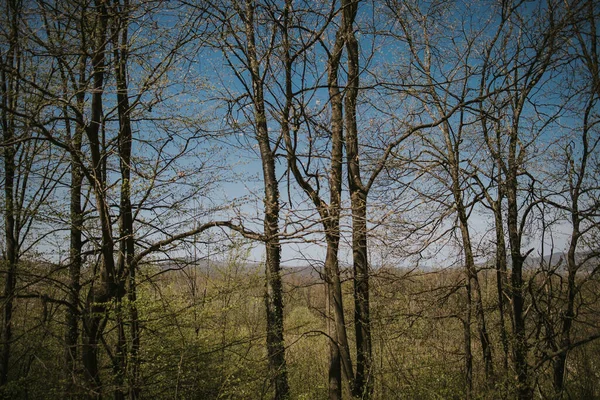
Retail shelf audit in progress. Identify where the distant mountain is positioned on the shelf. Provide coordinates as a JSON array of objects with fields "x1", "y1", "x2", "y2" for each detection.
[{"x1": 520, "y1": 251, "x2": 599, "y2": 272}]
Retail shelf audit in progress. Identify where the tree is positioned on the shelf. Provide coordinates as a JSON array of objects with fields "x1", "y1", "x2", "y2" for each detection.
[
  {"x1": 551, "y1": 2, "x2": 600, "y2": 395},
  {"x1": 379, "y1": 2, "x2": 501, "y2": 395},
  {"x1": 266, "y1": 2, "x2": 354, "y2": 397},
  {"x1": 342, "y1": 1, "x2": 373, "y2": 397},
  {"x1": 1, "y1": 1, "x2": 600, "y2": 398},
  {"x1": 474, "y1": 1, "x2": 574, "y2": 397},
  {"x1": 0, "y1": 1, "x2": 261, "y2": 397},
  {"x1": 529, "y1": 1, "x2": 600, "y2": 397},
  {"x1": 0, "y1": 0, "x2": 22, "y2": 384},
  {"x1": 1, "y1": 0, "x2": 66, "y2": 388},
  {"x1": 197, "y1": 1, "x2": 296, "y2": 396}
]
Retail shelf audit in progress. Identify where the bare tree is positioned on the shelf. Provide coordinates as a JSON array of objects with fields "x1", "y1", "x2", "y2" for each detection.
[
  {"x1": 1, "y1": 0, "x2": 66, "y2": 387},
  {"x1": 527, "y1": 1, "x2": 600, "y2": 397},
  {"x1": 190, "y1": 1, "x2": 299, "y2": 397},
  {"x1": 474, "y1": 2, "x2": 573, "y2": 398},
  {"x1": 277, "y1": 2, "x2": 355, "y2": 396},
  {"x1": 341, "y1": 1, "x2": 374, "y2": 397},
  {"x1": 0, "y1": 0, "x2": 22, "y2": 384},
  {"x1": 240, "y1": 2, "x2": 289, "y2": 396},
  {"x1": 380, "y1": 2, "x2": 498, "y2": 395},
  {"x1": 0, "y1": 1, "x2": 261, "y2": 397},
  {"x1": 550, "y1": 2, "x2": 600, "y2": 396}
]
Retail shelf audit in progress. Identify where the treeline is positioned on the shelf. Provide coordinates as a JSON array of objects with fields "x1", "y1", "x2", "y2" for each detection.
[{"x1": 0, "y1": 0, "x2": 599, "y2": 399}]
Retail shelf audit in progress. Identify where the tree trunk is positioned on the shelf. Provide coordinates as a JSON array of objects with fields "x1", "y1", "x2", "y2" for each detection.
[
  {"x1": 128, "y1": 276, "x2": 140, "y2": 400},
  {"x1": 463, "y1": 287, "x2": 473, "y2": 400},
  {"x1": 327, "y1": 19, "x2": 355, "y2": 397},
  {"x1": 243, "y1": 2, "x2": 289, "y2": 398},
  {"x1": 349, "y1": 192, "x2": 372, "y2": 398},
  {"x1": 0, "y1": 96, "x2": 16, "y2": 388},
  {"x1": 283, "y1": 13, "x2": 355, "y2": 396},
  {"x1": 493, "y1": 194, "x2": 510, "y2": 377},
  {"x1": 343, "y1": 1, "x2": 373, "y2": 397},
  {"x1": 0, "y1": 0, "x2": 20, "y2": 384},
  {"x1": 325, "y1": 236, "x2": 343, "y2": 400},
  {"x1": 81, "y1": 2, "x2": 115, "y2": 396},
  {"x1": 112, "y1": 1, "x2": 136, "y2": 396},
  {"x1": 553, "y1": 9, "x2": 596, "y2": 394},
  {"x1": 457, "y1": 208, "x2": 494, "y2": 380},
  {"x1": 506, "y1": 170, "x2": 532, "y2": 400},
  {"x1": 64, "y1": 105, "x2": 84, "y2": 398},
  {"x1": 440, "y1": 114, "x2": 494, "y2": 385}
]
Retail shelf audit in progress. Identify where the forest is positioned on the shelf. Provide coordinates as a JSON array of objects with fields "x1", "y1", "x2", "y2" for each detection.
[{"x1": 1, "y1": 0, "x2": 599, "y2": 399}]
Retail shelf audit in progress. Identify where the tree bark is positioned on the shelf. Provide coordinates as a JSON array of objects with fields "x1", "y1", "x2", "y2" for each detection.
[{"x1": 463, "y1": 289, "x2": 473, "y2": 400}]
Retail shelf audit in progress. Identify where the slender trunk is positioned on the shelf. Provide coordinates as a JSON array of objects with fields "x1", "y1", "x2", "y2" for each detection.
[
  {"x1": 263, "y1": 226, "x2": 288, "y2": 400},
  {"x1": 243, "y1": 2, "x2": 289, "y2": 397},
  {"x1": 113, "y1": 4, "x2": 140, "y2": 396},
  {"x1": 0, "y1": 0, "x2": 20, "y2": 384},
  {"x1": 263, "y1": 197, "x2": 288, "y2": 400},
  {"x1": 552, "y1": 87, "x2": 593, "y2": 399},
  {"x1": 114, "y1": 308, "x2": 127, "y2": 400},
  {"x1": 62, "y1": 43, "x2": 87, "y2": 394},
  {"x1": 82, "y1": 2, "x2": 115, "y2": 397},
  {"x1": 128, "y1": 274, "x2": 140, "y2": 400},
  {"x1": 82, "y1": 294, "x2": 106, "y2": 399},
  {"x1": 350, "y1": 193, "x2": 372, "y2": 398},
  {"x1": 112, "y1": 1, "x2": 137, "y2": 396},
  {"x1": 323, "y1": 229, "x2": 354, "y2": 399},
  {"x1": 457, "y1": 209, "x2": 494, "y2": 379},
  {"x1": 325, "y1": 236, "x2": 342, "y2": 400},
  {"x1": 553, "y1": 7, "x2": 597, "y2": 390},
  {"x1": 506, "y1": 169, "x2": 531, "y2": 400},
  {"x1": 504, "y1": 89, "x2": 534, "y2": 399},
  {"x1": 495, "y1": 220, "x2": 510, "y2": 376},
  {"x1": 463, "y1": 284, "x2": 473, "y2": 400},
  {"x1": 552, "y1": 246, "x2": 576, "y2": 398},
  {"x1": 0, "y1": 101, "x2": 16, "y2": 388},
  {"x1": 326, "y1": 226, "x2": 354, "y2": 396},
  {"x1": 321, "y1": 199, "x2": 354, "y2": 398},
  {"x1": 280, "y1": 4, "x2": 353, "y2": 397},
  {"x1": 65, "y1": 112, "x2": 84, "y2": 397},
  {"x1": 510, "y1": 252, "x2": 529, "y2": 400},
  {"x1": 441, "y1": 114, "x2": 493, "y2": 384},
  {"x1": 327, "y1": 20, "x2": 355, "y2": 397},
  {"x1": 503, "y1": 4, "x2": 562, "y2": 396},
  {"x1": 478, "y1": 11, "x2": 513, "y2": 387},
  {"x1": 493, "y1": 194, "x2": 510, "y2": 376},
  {"x1": 343, "y1": 1, "x2": 372, "y2": 397}
]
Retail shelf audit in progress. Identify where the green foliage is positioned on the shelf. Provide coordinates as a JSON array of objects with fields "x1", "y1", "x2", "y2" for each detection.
[
  {"x1": 2, "y1": 257, "x2": 600, "y2": 399},
  {"x1": 132, "y1": 255, "x2": 268, "y2": 399}
]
